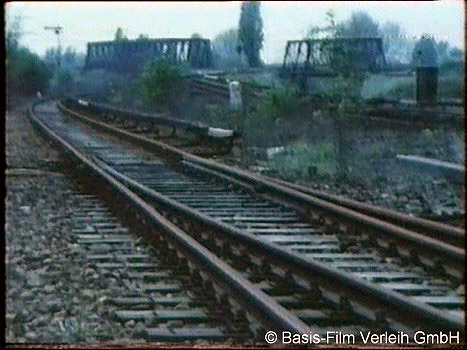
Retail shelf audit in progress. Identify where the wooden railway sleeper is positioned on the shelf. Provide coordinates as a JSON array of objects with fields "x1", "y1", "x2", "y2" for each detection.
[
  {"x1": 374, "y1": 311, "x2": 390, "y2": 331},
  {"x1": 385, "y1": 241, "x2": 401, "y2": 258},
  {"x1": 176, "y1": 256, "x2": 190, "y2": 275},
  {"x1": 218, "y1": 293, "x2": 235, "y2": 320},
  {"x1": 431, "y1": 259, "x2": 448, "y2": 279},
  {"x1": 275, "y1": 270, "x2": 300, "y2": 295},
  {"x1": 324, "y1": 296, "x2": 357, "y2": 325},
  {"x1": 409, "y1": 248, "x2": 422, "y2": 267},
  {"x1": 118, "y1": 170, "x2": 460, "y2": 330},
  {"x1": 35, "y1": 100, "x2": 464, "y2": 334},
  {"x1": 234, "y1": 309, "x2": 253, "y2": 337},
  {"x1": 260, "y1": 259, "x2": 272, "y2": 277}
]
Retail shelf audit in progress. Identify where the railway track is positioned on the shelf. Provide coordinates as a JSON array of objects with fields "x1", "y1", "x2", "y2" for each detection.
[
  {"x1": 28, "y1": 105, "x2": 306, "y2": 343},
  {"x1": 67, "y1": 192, "x2": 246, "y2": 342},
  {"x1": 260, "y1": 175, "x2": 464, "y2": 248},
  {"x1": 189, "y1": 77, "x2": 462, "y2": 128},
  {"x1": 65, "y1": 98, "x2": 238, "y2": 157},
  {"x1": 60, "y1": 98, "x2": 465, "y2": 261},
  {"x1": 189, "y1": 76, "x2": 268, "y2": 102},
  {"x1": 29, "y1": 99, "x2": 464, "y2": 343}
]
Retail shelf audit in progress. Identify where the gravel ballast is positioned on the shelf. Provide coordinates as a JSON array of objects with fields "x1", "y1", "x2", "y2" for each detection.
[{"x1": 6, "y1": 101, "x2": 139, "y2": 343}]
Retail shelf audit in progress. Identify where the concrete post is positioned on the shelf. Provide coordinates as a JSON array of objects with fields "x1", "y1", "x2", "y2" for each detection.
[{"x1": 228, "y1": 81, "x2": 243, "y2": 111}]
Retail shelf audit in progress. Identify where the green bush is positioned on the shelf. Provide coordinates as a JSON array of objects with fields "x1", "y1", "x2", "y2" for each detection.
[
  {"x1": 384, "y1": 67, "x2": 463, "y2": 100},
  {"x1": 49, "y1": 68, "x2": 74, "y2": 96},
  {"x1": 438, "y1": 74, "x2": 464, "y2": 100},
  {"x1": 201, "y1": 104, "x2": 243, "y2": 129},
  {"x1": 140, "y1": 59, "x2": 187, "y2": 112},
  {"x1": 269, "y1": 141, "x2": 337, "y2": 179},
  {"x1": 242, "y1": 110, "x2": 278, "y2": 148},
  {"x1": 262, "y1": 88, "x2": 301, "y2": 121},
  {"x1": 7, "y1": 47, "x2": 52, "y2": 96}
]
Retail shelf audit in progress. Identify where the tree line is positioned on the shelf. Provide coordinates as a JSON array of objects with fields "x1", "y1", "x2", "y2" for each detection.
[
  {"x1": 6, "y1": 13, "x2": 85, "y2": 98},
  {"x1": 6, "y1": 14, "x2": 52, "y2": 97},
  {"x1": 212, "y1": 4, "x2": 462, "y2": 69},
  {"x1": 213, "y1": 1, "x2": 264, "y2": 69}
]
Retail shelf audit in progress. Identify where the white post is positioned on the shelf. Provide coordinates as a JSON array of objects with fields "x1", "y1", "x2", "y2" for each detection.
[{"x1": 228, "y1": 81, "x2": 243, "y2": 111}]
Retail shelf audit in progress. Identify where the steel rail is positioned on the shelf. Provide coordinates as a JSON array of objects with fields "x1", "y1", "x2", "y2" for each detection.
[
  {"x1": 57, "y1": 101, "x2": 465, "y2": 276},
  {"x1": 190, "y1": 80, "x2": 461, "y2": 124},
  {"x1": 28, "y1": 101, "x2": 311, "y2": 335},
  {"x1": 189, "y1": 78, "x2": 266, "y2": 99},
  {"x1": 64, "y1": 99, "x2": 240, "y2": 139},
  {"x1": 179, "y1": 160, "x2": 464, "y2": 278},
  {"x1": 92, "y1": 155, "x2": 464, "y2": 333},
  {"x1": 257, "y1": 174, "x2": 464, "y2": 246}
]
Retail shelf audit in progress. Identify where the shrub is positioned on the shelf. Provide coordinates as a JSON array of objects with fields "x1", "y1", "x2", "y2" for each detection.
[
  {"x1": 140, "y1": 59, "x2": 187, "y2": 112},
  {"x1": 384, "y1": 63, "x2": 463, "y2": 100},
  {"x1": 264, "y1": 88, "x2": 301, "y2": 118},
  {"x1": 7, "y1": 47, "x2": 52, "y2": 96},
  {"x1": 269, "y1": 141, "x2": 337, "y2": 179},
  {"x1": 49, "y1": 68, "x2": 74, "y2": 97}
]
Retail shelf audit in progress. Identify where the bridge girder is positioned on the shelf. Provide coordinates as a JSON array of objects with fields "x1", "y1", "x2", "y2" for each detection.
[
  {"x1": 282, "y1": 38, "x2": 386, "y2": 76},
  {"x1": 85, "y1": 38, "x2": 213, "y2": 72}
]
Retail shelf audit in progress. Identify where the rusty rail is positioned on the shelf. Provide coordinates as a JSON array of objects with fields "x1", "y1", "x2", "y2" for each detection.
[
  {"x1": 32, "y1": 99, "x2": 466, "y2": 335},
  {"x1": 93, "y1": 156, "x2": 464, "y2": 333},
  {"x1": 260, "y1": 174, "x2": 464, "y2": 247},
  {"x1": 64, "y1": 98, "x2": 240, "y2": 140},
  {"x1": 189, "y1": 77, "x2": 268, "y2": 101},
  {"x1": 57, "y1": 101, "x2": 464, "y2": 280},
  {"x1": 28, "y1": 100, "x2": 311, "y2": 335}
]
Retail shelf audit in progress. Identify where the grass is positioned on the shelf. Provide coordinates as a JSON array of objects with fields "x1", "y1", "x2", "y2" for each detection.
[
  {"x1": 362, "y1": 67, "x2": 464, "y2": 100},
  {"x1": 268, "y1": 141, "x2": 337, "y2": 180}
]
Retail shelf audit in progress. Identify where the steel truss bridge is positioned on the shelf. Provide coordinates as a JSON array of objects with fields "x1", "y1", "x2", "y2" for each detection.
[
  {"x1": 282, "y1": 38, "x2": 386, "y2": 76},
  {"x1": 85, "y1": 38, "x2": 213, "y2": 72}
]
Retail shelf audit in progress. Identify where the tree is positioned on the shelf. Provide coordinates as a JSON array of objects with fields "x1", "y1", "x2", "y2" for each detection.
[
  {"x1": 140, "y1": 59, "x2": 186, "y2": 111},
  {"x1": 238, "y1": 1, "x2": 264, "y2": 67},
  {"x1": 8, "y1": 47, "x2": 52, "y2": 96},
  {"x1": 137, "y1": 34, "x2": 149, "y2": 40},
  {"x1": 308, "y1": 9, "x2": 339, "y2": 39},
  {"x1": 336, "y1": 11, "x2": 380, "y2": 38},
  {"x1": 411, "y1": 34, "x2": 438, "y2": 66},
  {"x1": 448, "y1": 47, "x2": 462, "y2": 62},
  {"x1": 114, "y1": 27, "x2": 127, "y2": 41},
  {"x1": 308, "y1": 10, "x2": 380, "y2": 40},
  {"x1": 63, "y1": 46, "x2": 77, "y2": 66},
  {"x1": 307, "y1": 10, "x2": 368, "y2": 85},
  {"x1": 213, "y1": 29, "x2": 238, "y2": 57},
  {"x1": 191, "y1": 33, "x2": 202, "y2": 39},
  {"x1": 307, "y1": 10, "x2": 369, "y2": 176},
  {"x1": 52, "y1": 68, "x2": 74, "y2": 96},
  {"x1": 6, "y1": 13, "x2": 22, "y2": 53},
  {"x1": 44, "y1": 46, "x2": 79, "y2": 68},
  {"x1": 212, "y1": 28, "x2": 246, "y2": 69},
  {"x1": 380, "y1": 21, "x2": 414, "y2": 64},
  {"x1": 435, "y1": 40, "x2": 449, "y2": 64},
  {"x1": 44, "y1": 47, "x2": 58, "y2": 66},
  {"x1": 7, "y1": 13, "x2": 52, "y2": 96}
]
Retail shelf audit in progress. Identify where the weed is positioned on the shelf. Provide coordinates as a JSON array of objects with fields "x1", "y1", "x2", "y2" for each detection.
[
  {"x1": 269, "y1": 141, "x2": 337, "y2": 180},
  {"x1": 262, "y1": 88, "x2": 301, "y2": 121},
  {"x1": 140, "y1": 59, "x2": 188, "y2": 113}
]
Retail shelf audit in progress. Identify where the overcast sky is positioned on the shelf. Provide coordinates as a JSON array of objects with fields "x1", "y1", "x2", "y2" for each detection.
[{"x1": 6, "y1": 1, "x2": 465, "y2": 63}]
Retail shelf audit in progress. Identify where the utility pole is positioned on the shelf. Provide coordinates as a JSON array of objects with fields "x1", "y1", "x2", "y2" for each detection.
[{"x1": 44, "y1": 25, "x2": 63, "y2": 66}]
